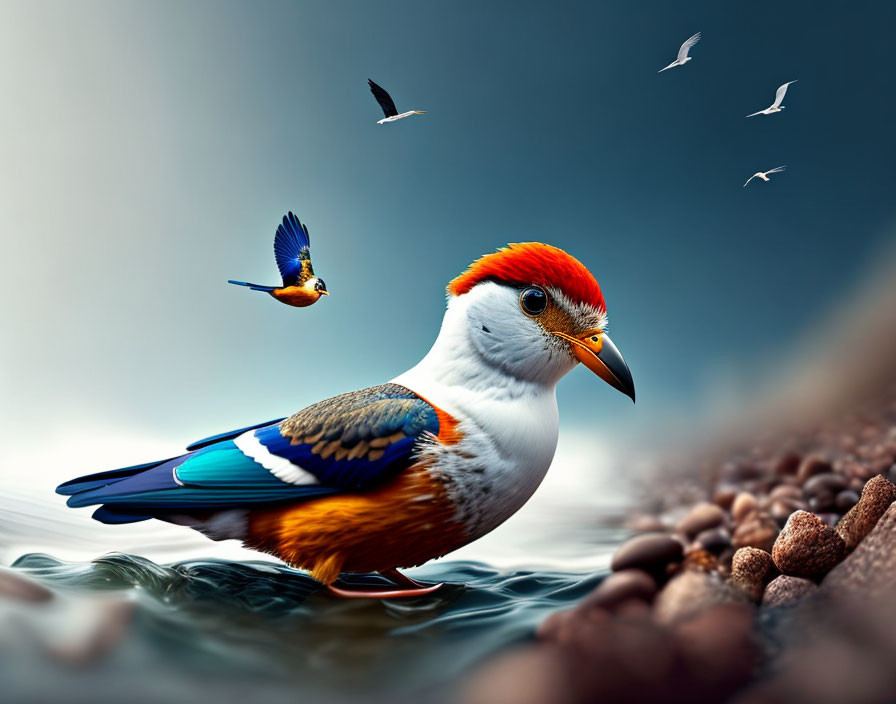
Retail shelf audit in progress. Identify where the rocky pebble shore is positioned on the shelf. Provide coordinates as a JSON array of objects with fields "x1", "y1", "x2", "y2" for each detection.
[{"x1": 466, "y1": 390, "x2": 896, "y2": 704}]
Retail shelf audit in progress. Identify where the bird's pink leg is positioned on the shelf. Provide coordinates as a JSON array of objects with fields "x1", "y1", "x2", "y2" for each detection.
[{"x1": 326, "y1": 569, "x2": 444, "y2": 599}]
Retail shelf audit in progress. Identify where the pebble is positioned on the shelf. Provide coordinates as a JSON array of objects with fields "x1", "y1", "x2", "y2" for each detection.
[
  {"x1": 682, "y1": 548, "x2": 719, "y2": 573},
  {"x1": 695, "y1": 527, "x2": 731, "y2": 554},
  {"x1": 808, "y1": 492, "x2": 835, "y2": 513},
  {"x1": 723, "y1": 462, "x2": 764, "y2": 482},
  {"x1": 773, "y1": 452, "x2": 801, "y2": 476},
  {"x1": 731, "y1": 492, "x2": 758, "y2": 523},
  {"x1": 771, "y1": 511, "x2": 845, "y2": 580},
  {"x1": 676, "y1": 502, "x2": 726, "y2": 539},
  {"x1": 625, "y1": 514, "x2": 668, "y2": 533},
  {"x1": 834, "y1": 489, "x2": 860, "y2": 513},
  {"x1": 0, "y1": 567, "x2": 53, "y2": 603},
  {"x1": 796, "y1": 455, "x2": 833, "y2": 484},
  {"x1": 672, "y1": 603, "x2": 760, "y2": 701},
  {"x1": 761, "y1": 575, "x2": 817, "y2": 607},
  {"x1": 769, "y1": 499, "x2": 804, "y2": 526},
  {"x1": 610, "y1": 533, "x2": 683, "y2": 576},
  {"x1": 731, "y1": 511, "x2": 779, "y2": 552},
  {"x1": 802, "y1": 472, "x2": 848, "y2": 497},
  {"x1": 727, "y1": 547, "x2": 776, "y2": 601},
  {"x1": 653, "y1": 571, "x2": 745, "y2": 626},
  {"x1": 713, "y1": 488, "x2": 737, "y2": 511},
  {"x1": 887, "y1": 463, "x2": 896, "y2": 485},
  {"x1": 769, "y1": 484, "x2": 803, "y2": 502},
  {"x1": 822, "y1": 501, "x2": 896, "y2": 601},
  {"x1": 582, "y1": 569, "x2": 657, "y2": 612},
  {"x1": 836, "y1": 474, "x2": 896, "y2": 550}
]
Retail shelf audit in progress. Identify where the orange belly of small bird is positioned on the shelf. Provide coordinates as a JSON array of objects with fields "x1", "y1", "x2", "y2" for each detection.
[
  {"x1": 271, "y1": 286, "x2": 320, "y2": 307},
  {"x1": 245, "y1": 466, "x2": 469, "y2": 585}
]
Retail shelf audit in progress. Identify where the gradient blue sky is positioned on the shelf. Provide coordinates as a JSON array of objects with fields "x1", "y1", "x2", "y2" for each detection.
[{"x1": 1, "y1": 1, "x2": 894, "y2": 458}]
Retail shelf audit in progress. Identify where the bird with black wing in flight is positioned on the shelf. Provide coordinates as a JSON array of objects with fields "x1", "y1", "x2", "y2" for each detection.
[{"x1": 368, "y1": 78, "x2": 426, "y2": 124}]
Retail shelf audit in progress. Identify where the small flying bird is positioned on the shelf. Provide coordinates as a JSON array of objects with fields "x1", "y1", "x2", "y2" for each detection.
[
  {"x1": 58, "y1": 243, "x2": 634, "y2": 598},
  {"x1": 743, "y1": 165, "x2": 787, "y2": 187},
  {"x1": 228, "y1": 212, "x2": 328, "y2": 308},
  {"x1": 368, "y1": 78, "x2": 426, "y2": 124},
  {"x1": 746, "y1": 81, "x2": 797, "y2": 117},
  {"x1": 658, "y1": 32, "x2": 702, "y2": 72}
]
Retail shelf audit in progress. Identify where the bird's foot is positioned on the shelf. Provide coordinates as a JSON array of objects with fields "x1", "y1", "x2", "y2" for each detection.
[{"x1": 327, "y1": 569, "x2": 444, "y2": 599}]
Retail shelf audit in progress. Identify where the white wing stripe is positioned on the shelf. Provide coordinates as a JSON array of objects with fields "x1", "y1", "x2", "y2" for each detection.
[{"x1": 234, "y1": 431, "x2": 320, "y2": 486}]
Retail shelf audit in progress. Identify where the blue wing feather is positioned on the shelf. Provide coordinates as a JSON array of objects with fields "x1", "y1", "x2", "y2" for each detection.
[
  {"x1": 273, "y1": 212, "x2": 311, "y2": 287},
  {"x1": 56, "y1": 384, "x2": 440, "y2": 524},
  {"x1": 258, "y1": 384, "x2": 440, "y2": 490},
  {"x1": 65, "y1": 442, "x2": 335, "y2": 511},
  {"x1": 186, "y1": 419, "x2": 285, "y2": 452}
]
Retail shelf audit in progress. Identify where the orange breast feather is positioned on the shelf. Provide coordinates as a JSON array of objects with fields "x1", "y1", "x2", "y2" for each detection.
[
  {"x1": 271, "y1": 286, "x2": 318, "y2": 307},
  {"x1": 246, "y1": 410, "x2": 467, "y2": 584}
]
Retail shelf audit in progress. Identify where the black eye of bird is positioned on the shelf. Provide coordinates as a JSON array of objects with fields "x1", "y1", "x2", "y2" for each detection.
[{"x1": 520, "y1": 286, "x2": 547, "y2": 316}]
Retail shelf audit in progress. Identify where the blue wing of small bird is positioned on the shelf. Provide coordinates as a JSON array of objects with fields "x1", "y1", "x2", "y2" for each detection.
[
  {"x1": 227, "y1": 212, "x2": 312, "y2": 292},
  {"x1": 273, "y1": 211, "x2": 312, "y2": 287},
  {"x1": 56, "y1": 385, "x2": 440, "y2": 524}
]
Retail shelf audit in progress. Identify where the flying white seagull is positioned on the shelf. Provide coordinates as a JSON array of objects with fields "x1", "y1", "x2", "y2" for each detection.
[
  {"x1": 658, "y1": 32, "x2": 702, "y2": 73},
  {"x1": 743, "y1": 166, "x2": 787, "y2": 187},
  {"x1": 746, "y1": 81, "x2": 797, "y2": 117},
  {"x1": 368, "y1": 79, "x2": 426, "y2": 124}
]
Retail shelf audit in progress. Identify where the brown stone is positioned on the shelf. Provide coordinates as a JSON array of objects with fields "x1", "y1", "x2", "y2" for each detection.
[
  {"x1": 796, "y1": 455, "x2": 833, "y2": 484},
  {"x1": 0, "y1": 567, "x2": 53, "y2": 603},
  {"x1": 731, "y1": 511, "x2": 779, "y2": 552},
  {"x1": 771, "y1": 511, "x2": 845, "y2": 579},
  {"x1": 676, "y1": 502, "x2": 726, "y2": 539},
  {"x1": 625, "y1": 514, "x2": 667, "y2": 533},
  {"x1": 581, "y1": 569, "x2": 657, "y2": 612},
  {"x1": 731, "y1": 492, "x2": 758, "y2": 523},
  {"x1": 672, "y1": 603, "x2": 760, "y2": 700},
  {"x1": 695, "y1": 527, "x2": 731, "y2": 554},
  {"x1": 761, "y1": 575, "x2": 817, "y2": 607},
  {"x1": 728, "y1": 547, "x2": 776, "y2": 601},
  {"x1": 834, "y1": 489, "x2": 860, "y2": 513},
  {"x1": 713, "y1": 488, "x2": 737, "y2": 510},
  {"x1": 610, "y1": 533, "x2": 683, "y2": 576},
  {"x1": 836, "y1": 474, "x2": 896, "y2": 550},
  {"x1": 768, "y1": 484, "x2": 803, "y2": 502},
  {"x1": 803, "y1": 472, "x2": 848, "y2": 497},
  {"x1": 823, "y1": 501, "x2": 896, "y2": 601},
  {"x1": 682, "y1": 548, "x2": 719, "y2": 573},
  {"x1": 773, "y1": 452, "x2": 801, "y2": 475},
  {"x1": 653, "y1": 571, "x2": 746, "y2": 626}
]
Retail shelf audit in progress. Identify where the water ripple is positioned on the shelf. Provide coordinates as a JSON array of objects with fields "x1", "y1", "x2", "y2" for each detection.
[{"x1": 6, "y1": 553, "x2": 605, "y2": 701}]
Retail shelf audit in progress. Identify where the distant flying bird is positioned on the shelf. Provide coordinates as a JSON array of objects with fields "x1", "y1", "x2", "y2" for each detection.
[
  {"x1": 58, "y1": 243, "x2": 634, "y2": 598},
  {"x1": 658, "y1": 32, "x2": 702, "y2": 72},
  {"x1": 228, "y1": 212, "x2": 328, "y2": 307},
  {"x1": 746, "y1": 81, "x2": 797, "y2": 117},
  {"x1": 743, "y1": 165, "x2": 787, "y2": 187},
  {"x1": 368, "y1": 79, "x2": 427, "y2": 124}
]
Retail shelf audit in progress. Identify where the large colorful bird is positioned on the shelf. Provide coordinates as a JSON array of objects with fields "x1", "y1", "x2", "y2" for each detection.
[
  {"x1": 228, "y1": 212, "x2": 328, "y2": 307},
  {"x1": 58, "y1": 243, "x2": 634, "y2": 598}
]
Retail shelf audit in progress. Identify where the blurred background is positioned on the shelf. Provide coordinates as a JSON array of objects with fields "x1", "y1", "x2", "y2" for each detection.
[{"x1": 1, "y1": 1, "x2": 894, "y2": 702}]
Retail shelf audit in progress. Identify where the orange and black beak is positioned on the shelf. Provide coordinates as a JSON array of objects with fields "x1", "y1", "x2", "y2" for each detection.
[{"x1": 552, "y1": 331, "x2": 635, "y2": 402}]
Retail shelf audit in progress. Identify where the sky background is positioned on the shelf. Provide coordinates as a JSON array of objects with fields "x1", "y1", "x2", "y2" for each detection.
[{"x1": 1, "y1": 1, "x2": 895, "y2": 554}]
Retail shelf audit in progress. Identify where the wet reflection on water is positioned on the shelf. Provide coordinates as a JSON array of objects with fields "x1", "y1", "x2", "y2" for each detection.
[{"x1": 3, "y1": 552, "x2": 616, "y2": 703}]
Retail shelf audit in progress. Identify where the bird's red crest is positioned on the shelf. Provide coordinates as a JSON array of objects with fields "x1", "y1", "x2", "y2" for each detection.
[{"x1": 448, "y1": 243, "x2": 605, "y2": 311}]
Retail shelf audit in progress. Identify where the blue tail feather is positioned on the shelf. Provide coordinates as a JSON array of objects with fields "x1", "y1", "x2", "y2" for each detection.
[
  {"x1": 91, "y1": 506, "x2": 153, "y2": 524},
  {"x1": 227, "y1": 280, "x2": 276, "y2": 292},
  {"x1": 57, "y1": 439, "x2": 335, "y2": 521},
  {"x1": 56, "y1": 456, "x2": 179, "y2": 496}
]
